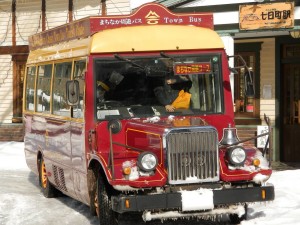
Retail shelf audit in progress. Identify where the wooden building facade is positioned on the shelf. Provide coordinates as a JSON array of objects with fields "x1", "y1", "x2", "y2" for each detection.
[{"x1": 0, "y1": 0, "x2": 130, "y2": 141}]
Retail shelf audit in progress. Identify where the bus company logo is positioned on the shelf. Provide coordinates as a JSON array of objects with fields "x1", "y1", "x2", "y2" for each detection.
[{"x1": 145, "y1": 10, "x2": 160, "y2": 24}]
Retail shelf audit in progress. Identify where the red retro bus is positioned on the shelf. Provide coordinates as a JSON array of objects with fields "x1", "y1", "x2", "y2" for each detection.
[{"x1": 23, "y1": 3, "x2": 274, "y2": 224}]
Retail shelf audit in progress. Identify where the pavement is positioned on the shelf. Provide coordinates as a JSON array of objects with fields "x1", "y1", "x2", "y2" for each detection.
[{"x1": 272, "y1": 161, "x2": 300, "y2": 171}]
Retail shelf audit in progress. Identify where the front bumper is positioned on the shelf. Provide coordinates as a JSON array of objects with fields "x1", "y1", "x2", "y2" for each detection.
[{"x1": 112, "y1": 184, "x2": 274, "y2": 213}]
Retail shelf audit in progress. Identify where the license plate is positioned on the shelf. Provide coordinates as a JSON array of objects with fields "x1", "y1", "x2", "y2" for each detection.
[{"x1": 181, "y1": 189, "x2": 214, "y2": 211}]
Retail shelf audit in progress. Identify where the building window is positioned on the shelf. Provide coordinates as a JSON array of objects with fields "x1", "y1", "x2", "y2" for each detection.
[{"x1": 234, "y1": 43, "x2": 261, "y2": 124}]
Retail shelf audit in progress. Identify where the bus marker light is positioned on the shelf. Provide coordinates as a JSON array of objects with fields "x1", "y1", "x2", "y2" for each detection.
[
  {"x1": 253, "y1": 158, "x2": 261, "y2": 167},
  {"x1": 123, "y1": 167, "x2": 131, "y2": 175},
  {"x1": 125, "y1": 199, "x2": 130, "y2": 208},
  {"x1": 262, "y1": 189, "x2": 266, "y2": 199}
]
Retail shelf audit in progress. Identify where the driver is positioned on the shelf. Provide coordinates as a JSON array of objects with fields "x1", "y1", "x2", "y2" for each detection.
[
  {"x1": 97, "y1": 71, "x2": 124, "y2": 102},
  {"x1": 154, "y1": 75, "x2": 192, "y2": 112}
]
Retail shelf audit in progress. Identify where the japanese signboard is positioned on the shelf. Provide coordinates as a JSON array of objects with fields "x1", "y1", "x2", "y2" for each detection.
[
  {"x1": 174, "y1": 63, "x2": 211, "y2": 75},
  {"x1": 91, "y1": 4, "x2": 213, "y2": 30},
  {"x1": 239, "y1": 2, "x2": 294, "y2": 30}
]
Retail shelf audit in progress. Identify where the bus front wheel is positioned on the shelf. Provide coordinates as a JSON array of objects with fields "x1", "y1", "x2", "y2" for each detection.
[
  {"x1": 38, "y1": 157, "x2": 57, "y2": 198},
  {"x1": 95, "y1": 175, "x2": 118, "y2": 225}
]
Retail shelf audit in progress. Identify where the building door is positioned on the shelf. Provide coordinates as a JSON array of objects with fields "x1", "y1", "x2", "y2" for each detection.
[
  {"x1": 281, "y1": 61, "x2": 300, "y2": 162},
  {"x1": 12, "y1": 55, "x2": 27, "y2": 123}
]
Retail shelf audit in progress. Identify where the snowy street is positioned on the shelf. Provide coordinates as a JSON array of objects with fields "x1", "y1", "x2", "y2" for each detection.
[{"x1": 1, "y1": 142, "x2": 300, "y2": 225}]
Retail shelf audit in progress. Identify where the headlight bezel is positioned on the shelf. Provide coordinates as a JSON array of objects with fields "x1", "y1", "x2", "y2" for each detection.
[
  {"x1": 137, "y1": 152, "x2": 158, "y2": 172},
  {"x1": 226, "y1": 146, "x2": 247, "y2": 167}
]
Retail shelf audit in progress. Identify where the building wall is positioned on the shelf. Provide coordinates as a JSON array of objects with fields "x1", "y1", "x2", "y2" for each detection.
[
  {"x1": 0, "y1": 1, "x2": 12, "y2": 46},
  {"x1": 16, "y1": 0, "x2": 42, "y2": 45},
  {"x1": 0, "y1": 55, "x2": 13, "y2": 123}
]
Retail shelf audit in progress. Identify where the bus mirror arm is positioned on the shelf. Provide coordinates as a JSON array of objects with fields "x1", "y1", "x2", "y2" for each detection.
[{"x1": 66, "y1": 80, "x2": 80, "y2": 106}]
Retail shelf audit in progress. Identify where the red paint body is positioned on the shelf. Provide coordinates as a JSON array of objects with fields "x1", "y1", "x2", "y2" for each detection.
[{"x1": 23, "y1": 3, "x2": 273, "y2": 218}]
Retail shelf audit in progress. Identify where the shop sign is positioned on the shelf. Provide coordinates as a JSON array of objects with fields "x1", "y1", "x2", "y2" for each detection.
[{"x1": 239, "y1": 2, "x2": 294, "y2": 30}]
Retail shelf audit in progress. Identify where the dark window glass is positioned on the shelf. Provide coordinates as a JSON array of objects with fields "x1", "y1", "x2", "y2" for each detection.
[{"x1": 94, "y1": 54, "x2": 223, "y2": 120}]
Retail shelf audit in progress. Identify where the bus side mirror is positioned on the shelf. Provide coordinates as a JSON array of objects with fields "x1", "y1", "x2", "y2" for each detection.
[
  {"x1": 245, "y1": 71, "x2": 255, "y2": 97},
  {"x1": 66, "y1": 80, "x2": 80, "y2": 106}
]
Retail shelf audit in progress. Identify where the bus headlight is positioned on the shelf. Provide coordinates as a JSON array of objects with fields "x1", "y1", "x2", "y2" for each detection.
[
  {"x1": 227, "y1": 146, "x2": 246, "y2": 166},
  {"x1": 137, "y1": 152, "x2": 158, "y2": 172}
]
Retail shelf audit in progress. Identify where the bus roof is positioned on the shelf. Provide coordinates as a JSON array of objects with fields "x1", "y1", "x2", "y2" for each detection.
[
  {"x1": 27, "y1": 3, "x2": 224, "y2": 63},
  {"x1": 90, "y1": 25, "x2": 224, "y2": 53}
]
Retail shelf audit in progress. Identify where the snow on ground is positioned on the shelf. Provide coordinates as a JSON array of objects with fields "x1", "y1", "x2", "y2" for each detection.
[{"x1": 1, "y1": 141, "x2": 300, "y2": 225}]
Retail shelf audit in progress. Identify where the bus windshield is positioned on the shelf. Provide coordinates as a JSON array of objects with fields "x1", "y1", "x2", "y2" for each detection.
[{"x1": 94, "y1": 53, "x2": 223, "y2": 119}]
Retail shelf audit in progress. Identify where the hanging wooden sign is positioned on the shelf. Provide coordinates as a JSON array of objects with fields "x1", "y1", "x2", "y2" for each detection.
[{"x1": 239, "y1": 2, "x2": 294, "y2": 30}]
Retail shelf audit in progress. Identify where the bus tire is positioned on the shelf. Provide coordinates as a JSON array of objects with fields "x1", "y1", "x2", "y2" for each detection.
[
  {"x1": 95, "y1": 175, "x2": 118, "y2": 225},
  {"x1": 38, "y1": 157, "x2": 57, "y2": 198}
]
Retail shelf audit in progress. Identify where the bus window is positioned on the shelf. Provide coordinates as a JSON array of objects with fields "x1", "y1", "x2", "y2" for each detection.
[
  {"x1": 94, "y1": 54, "x2": 223, "y2": 119},
  {"x1": 53, "y1": 62, "x2": 72, "y2": 116},
  {"x1": 25, "y1": 66, "x2": 36, "y2": 111},
  {"x1": 73, "y1": 60, "x2": 86, "y2": 119},
  {"x1": 36, "y1": 64, "x2": 52, "y2": 113}
]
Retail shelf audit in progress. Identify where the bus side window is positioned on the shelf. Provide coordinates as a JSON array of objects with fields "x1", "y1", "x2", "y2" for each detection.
[
  {"x1": 72, "y1": 60, "x2": 86, "y2": 119},
  {"x1": 53, "y1": 62, "x2": 72, "y2": 117},
  {"x1": 25, "y1": 66, "x2": 36, "y2": 111},
  {"x1": 36, "y1": 64, "x2": 52, "y2": 113}
]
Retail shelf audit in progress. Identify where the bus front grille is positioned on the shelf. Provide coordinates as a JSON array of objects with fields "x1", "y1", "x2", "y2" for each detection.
[{"x1": 166, "y1": 127, "x2": 219, "y2": 184}]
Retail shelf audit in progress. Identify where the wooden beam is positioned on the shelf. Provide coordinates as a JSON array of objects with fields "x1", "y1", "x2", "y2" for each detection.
[
  {"x1": 0, "y1": 46, "x2": 29, "y2": 55},
  {"x1": 12, "y1": 0, "x2": 16, "y2": 46},
  {"x1": 101, "y1": 0, "x2": 106, "y2": 16},
  {"x1": 42, "y1": 0, "x2": 46, "y2": 31},
  {"x1": 68, "y1": 0, "x2": 73, "y2": 22}
]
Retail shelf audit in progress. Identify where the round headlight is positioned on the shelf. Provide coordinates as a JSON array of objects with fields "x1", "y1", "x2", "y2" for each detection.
[
  {"x1": 137, "y1": 152, "x2": 158, "y2": 172},
  {"x1": 227, "y1": 146, "x2": 246, "y2": 166}
]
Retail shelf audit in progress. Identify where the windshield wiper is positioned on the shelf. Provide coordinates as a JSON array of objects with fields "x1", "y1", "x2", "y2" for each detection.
[
  {"x1": 114, "y1": 54, "x2": 145, "y2": 70},
  {"x1": 160, "y1": 51, "x2": 175, "y2": 61}
]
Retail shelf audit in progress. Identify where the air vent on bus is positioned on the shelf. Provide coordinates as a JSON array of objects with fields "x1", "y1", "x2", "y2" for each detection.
[
  {"x1": 52, "y1": 165, "x2": 68, "y2": 192},
  {"x1": 166, "y1": 127, "x2": 219, "y2": 184}
]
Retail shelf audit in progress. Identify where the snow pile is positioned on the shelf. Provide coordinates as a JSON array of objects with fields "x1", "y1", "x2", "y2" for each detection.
[
  {"x1": 0, "y1": 142, "x2": 28, "y2": 171},
  {"x1": 242, "y1": 169, "x2": 300, "y2": 225}
]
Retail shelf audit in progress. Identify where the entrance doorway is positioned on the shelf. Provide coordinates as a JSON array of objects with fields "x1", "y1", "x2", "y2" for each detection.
[{"x1": 281, "y1": 59, "x2": 300, "y2": 161}]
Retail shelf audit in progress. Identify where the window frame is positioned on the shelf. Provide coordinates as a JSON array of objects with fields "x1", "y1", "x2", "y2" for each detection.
[{"x1": 234, "y1": 42, "x2": 262, "y2": 122}]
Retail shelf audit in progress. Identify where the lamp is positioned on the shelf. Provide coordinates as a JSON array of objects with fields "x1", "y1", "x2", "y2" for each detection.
[{"x1": 290, "y1": 30, "x2": 300, "y2": 38}]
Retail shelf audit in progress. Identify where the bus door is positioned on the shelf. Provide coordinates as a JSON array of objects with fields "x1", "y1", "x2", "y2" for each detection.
[
  {"x1": 69, "y1": 60, "x2": 89, "y2": 204},
  {"x1": 44, "y1": 61, "x2": 76, "y2": 197}
]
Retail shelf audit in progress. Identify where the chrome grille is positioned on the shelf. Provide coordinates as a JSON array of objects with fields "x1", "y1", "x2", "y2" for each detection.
[{"x1": 166, "y1": 127, "x2": 219, "y2": 184}]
